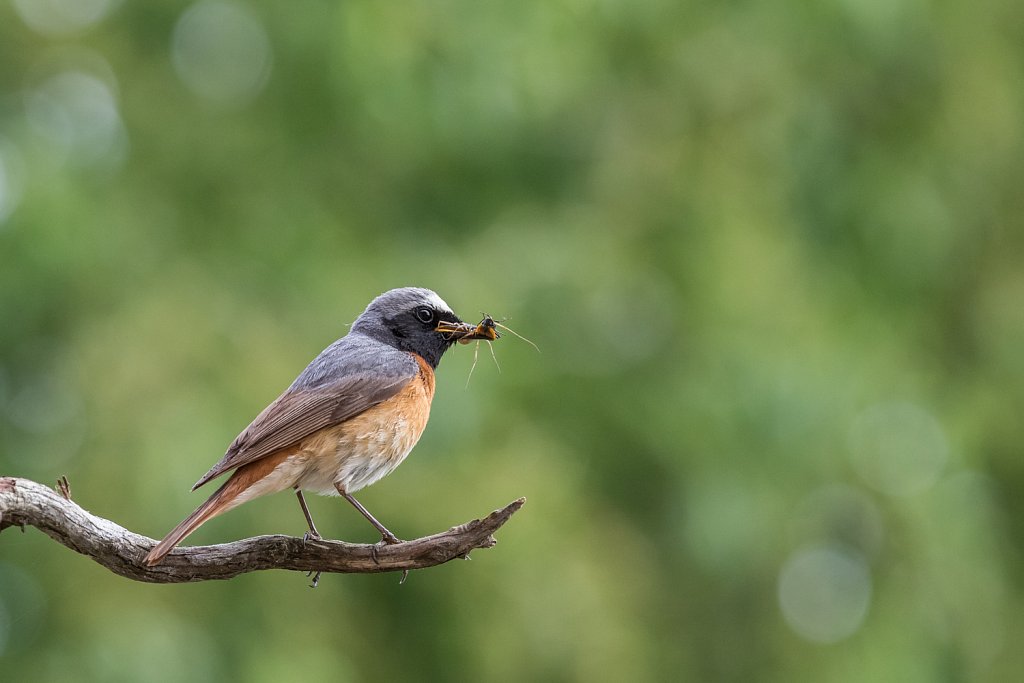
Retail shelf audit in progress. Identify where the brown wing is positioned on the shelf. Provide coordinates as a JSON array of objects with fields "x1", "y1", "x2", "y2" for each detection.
[{"x1": 192, "y1": 368, "x2": 415, "y2": 491}]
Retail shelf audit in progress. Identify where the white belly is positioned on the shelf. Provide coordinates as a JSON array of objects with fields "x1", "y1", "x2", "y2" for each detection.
[
  {"x1": 294, "y1": 379, "x2": 431, "y2": 495},
  {"x1": 292, "y1": 420, "x2": 423, "y2": 495}
]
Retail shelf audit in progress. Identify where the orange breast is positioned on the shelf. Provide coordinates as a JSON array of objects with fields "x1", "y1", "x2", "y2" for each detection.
[{"x1": 288, "y1": 352, "x2": 436, "y2": 495}]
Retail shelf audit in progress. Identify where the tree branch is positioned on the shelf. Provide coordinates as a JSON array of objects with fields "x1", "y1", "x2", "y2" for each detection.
[{"x1": 0, "y1": 477, "x2": 524, "y2": 583}]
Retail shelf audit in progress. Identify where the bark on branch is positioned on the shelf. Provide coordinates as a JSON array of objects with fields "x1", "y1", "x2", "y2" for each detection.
[{"x1": 0, "y1": 477, "x2": 524, "y2": 583}]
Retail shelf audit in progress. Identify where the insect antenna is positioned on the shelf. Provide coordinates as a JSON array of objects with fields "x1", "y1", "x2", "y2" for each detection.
[
  {"x1": 494, "y1": 321, "x2": 539, "y2": 352},
  {"x1": 465, "y1": 340, "x2": 481, "y2": 388},
  {"x1": 486, "y1": 340, "x2": 501, "y2": 372}
]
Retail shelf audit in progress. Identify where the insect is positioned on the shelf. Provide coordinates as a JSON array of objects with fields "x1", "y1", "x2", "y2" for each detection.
[
  {"x1": 457, "y1": 314, "x2": 499, "y2": 344},
  {"x1": 461, "y1": 314, "x2": 539, "y2": 387}
]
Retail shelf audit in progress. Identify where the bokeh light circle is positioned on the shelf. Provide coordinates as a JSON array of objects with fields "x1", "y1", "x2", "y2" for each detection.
[
  {"x1": 25, "y1": 69, "x2": 127, "y2": 168},
  {"x1": 171, "y1": 0, "x2": 273, "y2": 107},
  {"x1": 847, "y1": 401, "x2": 949, "y2": 496},
  {"x1": 11, "y1": 0, "x2": 120, "y2": 36},
  {"x1": 778, "y1": 543, "x2": 872, "y2": 643}
]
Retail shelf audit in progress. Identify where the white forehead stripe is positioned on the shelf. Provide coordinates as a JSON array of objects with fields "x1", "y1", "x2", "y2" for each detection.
[{"x1": 425, "y1": 290, "x2": 452, "y2": 313}]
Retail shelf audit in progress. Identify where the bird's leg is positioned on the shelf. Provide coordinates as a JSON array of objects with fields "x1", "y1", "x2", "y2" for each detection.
[
  {"x1": 295, "y1": 489, "x2": 321, "y2": 541},
  {"x1": 295, "y1": 488, "x2": 324, "y2": 587},
  {"x1": 334, "y1": 483, "x2": 402, "y2": 545}
]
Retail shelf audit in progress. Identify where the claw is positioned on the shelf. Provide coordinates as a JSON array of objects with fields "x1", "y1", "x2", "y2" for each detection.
[{"x1": 369, "y1": 533, "x2": 402, "y2": 565}]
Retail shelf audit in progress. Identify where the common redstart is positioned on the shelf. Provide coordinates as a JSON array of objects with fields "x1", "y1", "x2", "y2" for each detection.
[{"x1": 144, "y1": 287, "x2": 497, "y2": 566}]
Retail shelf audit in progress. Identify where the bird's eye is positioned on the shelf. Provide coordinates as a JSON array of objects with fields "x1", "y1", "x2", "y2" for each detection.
[{"x1": 415, "y1": 307, "x2": 435, "y2": 324}]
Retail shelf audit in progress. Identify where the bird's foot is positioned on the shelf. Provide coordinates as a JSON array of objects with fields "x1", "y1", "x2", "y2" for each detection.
[
  {"x1": 380, "y1": 531, "x2": 403, "y2": 546},
  {"x1": 302, "y1": 529, "x2": 323, "y2": 585},
  {"x1": 369, "y1": 533, "x2": 403, "y2": 565}
]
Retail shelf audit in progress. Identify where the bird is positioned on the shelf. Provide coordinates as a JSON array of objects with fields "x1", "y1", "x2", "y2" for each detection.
[{"x1": 143, "y1": 287, "x2": 497, "y2": 567}]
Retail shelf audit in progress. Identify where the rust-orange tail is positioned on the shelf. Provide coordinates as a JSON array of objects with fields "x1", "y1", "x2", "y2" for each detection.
[
  {"x1": 145, "y1": 447, "x2": 297, "y2": 566},
  {"x1": 144, "y1": 479, "x2": 238, "y2": 566}
]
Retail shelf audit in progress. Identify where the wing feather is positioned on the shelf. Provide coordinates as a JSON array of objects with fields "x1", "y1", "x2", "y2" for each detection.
[{"x1": 192, "y1": 339, "x2": 418, "y2": 490}]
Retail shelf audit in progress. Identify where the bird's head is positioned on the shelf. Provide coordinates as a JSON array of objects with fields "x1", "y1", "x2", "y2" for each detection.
[{"x1": 351, "y1": 287, "x2": 494, "y2": 367}]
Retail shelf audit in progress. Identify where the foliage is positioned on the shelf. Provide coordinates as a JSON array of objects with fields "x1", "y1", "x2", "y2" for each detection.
[{"x1": 1, "y1": 1, "x2": 1023, "y2": 680}]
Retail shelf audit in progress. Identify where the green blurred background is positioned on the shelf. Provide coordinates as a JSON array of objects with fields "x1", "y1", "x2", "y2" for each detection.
[{"x1": 2, "y1": 0, "x2": 1023, "y2": 680}]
